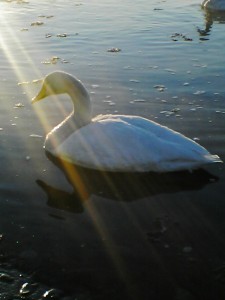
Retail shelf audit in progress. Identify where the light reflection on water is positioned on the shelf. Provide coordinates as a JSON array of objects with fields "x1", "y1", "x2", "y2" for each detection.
[{"x1": 0, "y1": 0, "x2": 225, "y2": 298}]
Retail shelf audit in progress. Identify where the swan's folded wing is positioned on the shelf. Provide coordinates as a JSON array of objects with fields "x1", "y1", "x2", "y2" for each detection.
[{"x1": 53, "y1": 116, "x2": 221, "y2": 172}]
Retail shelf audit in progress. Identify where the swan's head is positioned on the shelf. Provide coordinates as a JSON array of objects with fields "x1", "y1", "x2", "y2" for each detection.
[{"x1": 32, "y1": 71, "x2": 80, "y2": 103}]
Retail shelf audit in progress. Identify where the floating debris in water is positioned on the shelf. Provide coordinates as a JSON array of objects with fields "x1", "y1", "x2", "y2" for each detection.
[
  {"x1": 160, "y1": 107, "x2": 181, "y2": 117},
  {"x1": 29, "y1": 134, "x2": 43, "y2": 138},
  {"x1": 38, "y1": 15, "x2": 54, "y2": 18},
  {"x1": 107, "y1": 47, "x2": 121, "y2": 53},
  {"x1": 18, "y1": 79, "x2": 42, "y2": 85},
  {"x1": 20, "y1": 28, "x2": 28, "y2": 31},
  {"x1": 102, "y1": 100, "x2": 116, "y2": 106},
  {"x1": 123, "y1": 65, "x2": 134, "y2": 70},
  {"x1": 193, "y1": 137, "x2": 200, "y2": 141},
  {"x1": 193, "y1": 63, "x2": 207, "y2": 68},
  {"x1": 43, "y1": 288, "x2": 62, "y2": 299},
  {"x1": 171, "y1": 33, "x2": 193, "y2": 42},
  {"x1": 164, "y1": 68, "x2": 176, "y2": 74},
  {"x1": 17, "y1": 81, "x2": 29, "y2": 85},
  {"x1": 42, "y1": 56, "x2": 60, "y2": 64},
  {"x1": 171, "y1": 107, "x2": 180, "y2": 113},
  {"x1": 129, "y1": 79, "x2": 140, "y2": 83},
  {"x1": 56, "y1": 33, "x2": 68, "y2": 37},
  {"x1": 215, "y1": 110, "x2": 225, "y2": 114},
  {"x1": 14, "y1": 103, "x2": 24, "y2": 108},
  {"x1": 91, "y1": 84, "x2": 99, "y2": 89},
  {"x1": 32, "y1": 79, "x2": 42, "y2": 84},
  {"x1": 45, "y1": 33, "x2": 52, "y2": 38},
  {"x1": 183, "y1": 82, "x2": 190, "y2": 86},
  {"x1": 20, "y1": 282, "x2": 33, "y2": 296},
  {"x1": 154, "y1": 84, "x2": 166, "y2": 92},
  {"x1": 133, "y1": 99, "x2": 147, "y2": 103},
  {"x1": 149, "y1": 65, "x2": 159, "y2": 69},
  {"x1": 31, "y1": 21, "x2": 44, "y2": 26},
  {"x1": 0, "y1": 128, "x2": 3, "y2": 131},
  {"x1": 160, "y1": 111, "x2": 174, "y2": 117},
  {"x1": 193, "y1": 90, "x2": 205, "y2": 95}
]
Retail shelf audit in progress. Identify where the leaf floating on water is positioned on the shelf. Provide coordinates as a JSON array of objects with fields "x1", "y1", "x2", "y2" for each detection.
[
  {"x1": 31, "y1": 21, "x2": 44, "y2": 26},
  {"x1": 193, "y1": 90, "x2": 205, "y2": 95},
  {"x1": 164, "y1": 68, "x2": 176, "y2": 74},
  {"x1": 42, "y1": 56, "x2": 60, "y2": 64},
  {"x1": 29, "y1": 134, "x2": 43, "y2": 138},
  {"x1": 129, "y1": 79, "x2": 140, "y2": 83},
  {"x1": 154, "y1": 84, "x2": 166, "y2": 92},
  {"x1": 133, "y1": 99, "x2": 147, "y2": 103},
  {"x1": 56, "y1": 33, "x2": 68, "y2": 37},
  {"x1": 42, "y1": 56, "x2": 69, "y2": 65},
  {"x1": 91, "y1": 84, "x2": 99, "y2": 89},
  {"x1": 160, "y1": 107, "x2": 180, "y2": 117},
  {"x1": 32, "y1": 79, "x2": 42, "y2": 84},
  {"x1": 193, "y1": 137, "x2": 200, "y2": 141},
  {"x1": 38, "y1": 15, "x2": 54, "y2": 19},
  {"x1": 20, "y1": 283, "x2": 31, "y2": 295},
  {"x1": 18, "y1": 81, "x2": 30, "y2": 86},
  {"x1": 171, "y1": 33, "x2": 193, "y2": 42},
  {"x1": 171, "y1": 107, "x2": 180, "y2": 113},
  {"x1": 42, "y1": 288, "x2": 62, "y2": 299},
  {"x1": 160, "y1": 111, "x2": 174, "y2": 117},
  {"x1": 18, "y1": 79, "x2": 41, "y2": 85},
  {"x1": 14, "y1": 102, "x2": 24, "y2": 108},
  {"x1": 107, "y1": 47, "x2": 121, "y2": 53}
]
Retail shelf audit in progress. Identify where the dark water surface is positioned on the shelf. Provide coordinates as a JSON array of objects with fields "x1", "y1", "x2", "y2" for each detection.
[{"x1": 1, "y1": 0, "x2": 225, "y2": 299}]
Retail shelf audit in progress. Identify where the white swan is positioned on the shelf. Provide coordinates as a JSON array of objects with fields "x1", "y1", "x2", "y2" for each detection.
[
  {"x1": 32, "y1": 71, "x2": 222, "y2": 172},
  {"x1": 202, "y1": 0, "x2": 225, "y2": 11}
]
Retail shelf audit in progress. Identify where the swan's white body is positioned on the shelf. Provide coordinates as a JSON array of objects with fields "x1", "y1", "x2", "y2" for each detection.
[
  {"x1": 32, "y1": 72, "x2": 222, "y2": 172},
  {"x1": 202, "y1": 0, "x2": 225, "y2": 11}
]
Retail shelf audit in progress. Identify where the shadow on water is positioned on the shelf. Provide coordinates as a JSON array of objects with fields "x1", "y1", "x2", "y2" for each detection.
[
  {"x1": 198, "y1": 9, "x2": 225, "y2": 38},
  {"x1": 36, "y1": 151, "x2": 219, "y2": 214}
]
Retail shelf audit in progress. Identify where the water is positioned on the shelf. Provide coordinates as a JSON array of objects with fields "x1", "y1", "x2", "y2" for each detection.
[{"x1": 0, "y1": 1, "x2": 225, "y2": 299}]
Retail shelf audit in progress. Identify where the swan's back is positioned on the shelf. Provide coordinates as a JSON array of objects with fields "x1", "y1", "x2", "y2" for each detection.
[{"x1": 52, "y1": 115, "x2": 220, "y2": 172}]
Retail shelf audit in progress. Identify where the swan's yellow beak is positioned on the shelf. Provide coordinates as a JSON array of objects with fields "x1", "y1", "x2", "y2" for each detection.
[{"x1": 32, "y1": 85, "x2": 46, "y2": 104}]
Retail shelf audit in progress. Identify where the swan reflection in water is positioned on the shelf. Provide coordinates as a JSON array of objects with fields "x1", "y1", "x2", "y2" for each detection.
[
  {"x1": 36, "y1": 151, "x2": 218, "y2": 214},
  {"x1": 198, "y1": 6, "x2": 225, "y2": 37}
]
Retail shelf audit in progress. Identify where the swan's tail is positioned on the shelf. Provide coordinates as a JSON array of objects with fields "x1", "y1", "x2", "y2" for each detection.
[{"x1": 204, "y1": 154, "x2": 223, "y2": 164}]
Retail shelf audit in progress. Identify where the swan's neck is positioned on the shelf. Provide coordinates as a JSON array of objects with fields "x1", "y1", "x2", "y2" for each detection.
[
  {"x1": 67, "y1": 76, "x2": 92, "y2": 127},
  {"x1": 45, "y1": 76, "x2": 92, "y2": 152}
]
